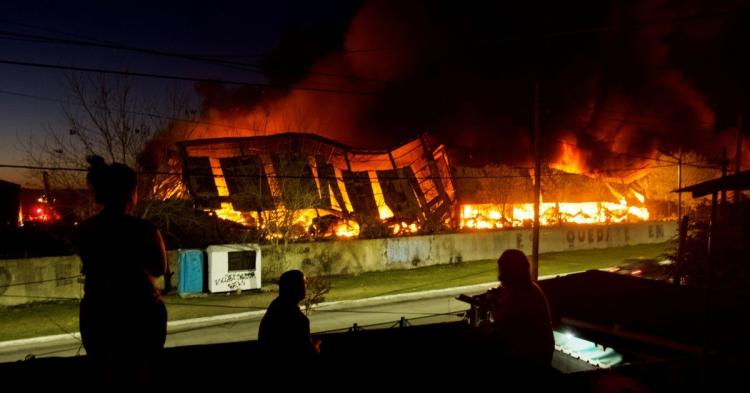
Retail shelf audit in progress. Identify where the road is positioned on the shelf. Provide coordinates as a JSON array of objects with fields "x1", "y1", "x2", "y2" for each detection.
[{"x1": 0, "y1": 294, "x2": 471, "y2": 363}]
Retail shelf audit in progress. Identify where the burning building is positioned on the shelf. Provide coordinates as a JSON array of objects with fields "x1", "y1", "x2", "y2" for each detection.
[
  {"x1": 178, "y1": 133, "x2": 454, "y2": 238},
  {"x1": 179, "y1": 132, "x2": 654, "y2": 239},
  {"x1": 454, "y1": 165, "x2": 650, "y2": 230}
]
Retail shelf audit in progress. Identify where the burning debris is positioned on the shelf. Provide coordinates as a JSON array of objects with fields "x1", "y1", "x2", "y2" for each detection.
[
  {"x1": 179, "y1": 132, "x2": 656, "y2": 239},
  {"x1": 454, "y1": 166, "x2": 650, "y2": 230},
  {"x1": 178, "y1": 133, "x2": 453, "y2": 239}
]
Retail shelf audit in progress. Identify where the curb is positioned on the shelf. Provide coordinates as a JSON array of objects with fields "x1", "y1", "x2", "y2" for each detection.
[{"x1": 0, "y1": 272, "x2": 573, "y2": 350}]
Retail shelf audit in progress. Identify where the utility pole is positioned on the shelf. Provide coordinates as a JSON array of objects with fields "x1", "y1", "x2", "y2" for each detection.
[
  {"x1": 675, "y1": 150, "x2": 685, "y2": 286},
  {"x1": 532, "y1": 81, "x2": 541, "y2": 281},
  {"x1": 736, "y1": 113, "x2": 743, "y2": 202},
  {"x1": 721, "y1": 148, "x2": 728, "y2": 204},
  {"x1": 677, "y1": 152, "x2": 682, "y2": 221},
  {"x1": 42, "y1": 171, "x2": 52, "y2": 205}
]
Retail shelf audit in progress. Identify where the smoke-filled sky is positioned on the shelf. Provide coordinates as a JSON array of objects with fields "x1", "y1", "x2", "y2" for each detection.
[{"x1": 2, "y1": 0, "x2": 750, "y2": 184}]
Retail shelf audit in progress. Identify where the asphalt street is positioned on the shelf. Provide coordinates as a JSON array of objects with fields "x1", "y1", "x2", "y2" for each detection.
[{"x1": 0, "y1": 294, "x2": 472, "y2": 362}]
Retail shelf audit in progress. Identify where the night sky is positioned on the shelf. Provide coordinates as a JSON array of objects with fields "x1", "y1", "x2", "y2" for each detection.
[
  {"x1": 0, "y1": 0, "x2": 361, "y2": 184},
  {"x1": 2, "y1": 0, "x2": 749, "y2": 185}
]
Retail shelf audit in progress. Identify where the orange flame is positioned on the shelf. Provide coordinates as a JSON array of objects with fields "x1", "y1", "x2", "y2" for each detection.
[
  {"x1": 550, "y1": 139, "x2": 587, "y2": 174},
  {"x1": 334, "y1": 220, "x2": 360, "y2": 238},
  {"x1": 460, "y1": 199, "x2": 649, "y2": 229},
  {"x1": 370, "y1": 172, "x2": 394, "y2": 220}
]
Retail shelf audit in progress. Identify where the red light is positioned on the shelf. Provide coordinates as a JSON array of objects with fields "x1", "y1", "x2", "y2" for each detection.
[
  {"x1": 631, "y1": 269, "x2": 642, "y2": 276},
  {"x1": 25, "y1": 204, "x2": 60, "y2": 224}
]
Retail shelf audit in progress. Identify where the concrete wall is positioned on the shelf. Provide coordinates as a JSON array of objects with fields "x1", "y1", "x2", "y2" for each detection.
[
  {"x1": 0, "y1": 255, "x2": 82, "y2": 306},
  {"x1": 0, "y1": 252, "x2": 180, "y2": 307},
  {"x1": 263, "y1": 221, "x2": 677, "y2": 278},
  {"x1": 0, "y1": 222, "x2": 675, "y2": 305}
]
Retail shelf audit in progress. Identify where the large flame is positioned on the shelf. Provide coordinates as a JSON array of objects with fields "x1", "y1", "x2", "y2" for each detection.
[
  {"x1": 212, "y1": 202, "x2": 248, "y2": 225},
  {"x1": 370, "y1": 171, "x2": 395, "y2": 219},
  {"x1": 550, "y1": 137, "x2": 587, "y2": 174},
  {"x1": 335, "y1": 220, "x2": 360, "y2": 238},
  {"x1": 460, "y1": 199, "x2": 649, "y2": 229}
]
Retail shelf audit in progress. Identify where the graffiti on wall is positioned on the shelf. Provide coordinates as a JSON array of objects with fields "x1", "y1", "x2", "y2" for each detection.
[{"x1": 565, "y1": 223, "x2": 666, "y2": 248}]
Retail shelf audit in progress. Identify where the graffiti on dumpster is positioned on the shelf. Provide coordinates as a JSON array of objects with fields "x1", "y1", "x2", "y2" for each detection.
[{"x1": 214, "y1": 271, "x2": 255, "y2": 290}]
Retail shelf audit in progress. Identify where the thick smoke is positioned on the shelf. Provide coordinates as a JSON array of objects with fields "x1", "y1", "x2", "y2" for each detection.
[{"x1": 185, "y1": 0, "x2": 750, "y2": 176}]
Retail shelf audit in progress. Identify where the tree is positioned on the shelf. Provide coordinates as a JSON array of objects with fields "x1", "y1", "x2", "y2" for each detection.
[{"x1": 23, "y1": 73, "x2": 203, "y2": 237}]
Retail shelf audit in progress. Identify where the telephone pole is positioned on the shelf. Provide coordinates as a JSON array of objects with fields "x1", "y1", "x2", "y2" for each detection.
[
  {"x1": 736, "y1": 113, "x2": 743, "y2": 202},
  {"x1": 721, "y1": 148, "x2": 728, "y2": 204},
  {"x1": 532, "y1": 81, "x2": 541, "y2": 281},
  {"x1": 677, "y1": 152, "x2": 683, "y2": 221}
]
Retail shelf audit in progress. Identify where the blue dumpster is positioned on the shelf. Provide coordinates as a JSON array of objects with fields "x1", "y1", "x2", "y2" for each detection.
[{"x1": 178, "y1": 250, "x2": 204, "y2": 294}]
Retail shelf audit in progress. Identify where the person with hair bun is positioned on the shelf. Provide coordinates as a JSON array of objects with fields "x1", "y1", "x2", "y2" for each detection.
[{"x1": 77, "y1": 155, "x2": 171, "y2": 392}]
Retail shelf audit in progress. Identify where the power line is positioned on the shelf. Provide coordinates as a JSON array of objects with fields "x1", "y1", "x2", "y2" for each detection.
[
  {"x1": 590, "y1": 116, "x2": 716, "y2": 131},
  {"x1": 0, "y1": 88, "x2": 709, "y2": 180},
  {"x1": 0, "y1": 290, "x2": 459, "y2": 320},
  {"x1": 0, "y1": 87, "x2": 273, "y2": 134},
  {"x1": 164, "y1": 301, "x2": 265, "y2": 310},
  {"x1": 45, "y1": 316, "x2": 82, "y2": 343},
  {"x1": 0, "y1": 164, "x2": 87, "y2": 172},
  {"x1": 0, "y1": 162, "x2": 679, "y2": 179},
  {"x1": 147, "y1": 47, "x2": 391, "y2": 62},
  {"x1": 555, "y1": 140, "x2": 724, "y2": 170},
  {"x1": 2, "y1": 8, "x2": 747, "y2": 89},
  {"x1": 0, "y1": 87, "x2": 727, "y2": 167},
  {"x1": 581, "y1": 107, "x2": 716, "y2": 127},
  {"x1": 314, "y1": 311, "x2": 465, "y2": 334},
  {"x1": 0, "y1": 19, "x2": 125, "y2": 46},
  {"x1": 0, "y1": 58, "x2": 380, "y2": 97},
  {"x1": 0, "y1": 28, "x2": 391, "y2": 84},
  {"x1": 555, "y1": 139, "x2": 679, "y2": 164},
  {"x1": 165, "y1": 300, "x2": 442, "y2": 316}
]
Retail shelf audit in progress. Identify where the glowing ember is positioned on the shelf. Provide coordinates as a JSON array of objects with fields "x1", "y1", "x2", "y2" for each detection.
[
  {"x1": 334, "y1": 220, "x2": 360, "y2": 238},
  {"x1": 391, "y1": 221, "x2": 419, "y2": 235},
  {"x1": 460, "y1": 200, "x2": 650, "y2": 229},
  {"x1": 212, "y1": 202, "x2": 248, "y2": 225}
]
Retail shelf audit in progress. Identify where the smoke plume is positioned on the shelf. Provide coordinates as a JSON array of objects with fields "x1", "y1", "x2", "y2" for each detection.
[{"x1": 182, "y1": 0, "x2": 750, "y2": 177}]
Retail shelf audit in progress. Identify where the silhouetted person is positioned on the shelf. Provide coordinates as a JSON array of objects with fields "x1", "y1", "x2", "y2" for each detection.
[
  {"x1": 258, "y1": 270, "x2": 320, "y2": 363},
  {"x1": 77, "y1": 155, "x2": 170, "y2": 393},
  {"x1": 486, "y1": 249, "x2": 554, "y2": 368}
]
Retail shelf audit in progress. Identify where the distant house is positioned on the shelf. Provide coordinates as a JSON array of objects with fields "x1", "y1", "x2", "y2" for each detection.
[{"x1": 0, "y1": 179, "x2": 21, "y2": 227}]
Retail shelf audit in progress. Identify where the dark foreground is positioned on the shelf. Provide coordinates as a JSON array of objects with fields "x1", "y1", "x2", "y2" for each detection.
[{"x1": 2, "y1": 271, "x2": 748, "y2": 392}]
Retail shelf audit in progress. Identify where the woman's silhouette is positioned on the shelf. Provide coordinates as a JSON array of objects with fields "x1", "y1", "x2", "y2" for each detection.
[{"x1": 77, "y1": 155, "x2": 170, "y2": 392}]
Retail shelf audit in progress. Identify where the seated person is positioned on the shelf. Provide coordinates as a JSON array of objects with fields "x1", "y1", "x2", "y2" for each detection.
[
  {"x1": 258, "y1": 270, "x2": 321, "y2": 361},
  {"x1": 486, "y1": 249, "x2": 555, "y2": 368}
]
